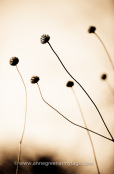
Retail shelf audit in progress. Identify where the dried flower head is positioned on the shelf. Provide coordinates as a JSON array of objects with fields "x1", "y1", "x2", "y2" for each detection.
[
  {"x1": 40, "y1": 34, "x2": 50, "y2": 44},
  {"x1": 66, "y1": 81, "x2": 74, "y2": 87},
  {"x1": 9, "y1": 57, "x2": 19, "y2": 66},
  {"x1": 88, "y1": 26, "x2": 96, "y2": 33},
  {"x1": 31, "y1": 76, "x2": 40, "y2": 84},
  {"x1": 101, "y1": 74, "x2": 107, "y2": 80}
]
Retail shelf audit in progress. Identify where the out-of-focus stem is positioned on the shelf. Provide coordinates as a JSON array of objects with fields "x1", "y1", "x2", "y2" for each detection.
[
  {"x1": 106, "y1": 81, "x2": 114, "y2": 96},
  {"x1": 71, "y1": 87, "x2": 100, "y2": 174},
  {"x1": 94, "y1": 33, "x2": 114, "y2": 71}
]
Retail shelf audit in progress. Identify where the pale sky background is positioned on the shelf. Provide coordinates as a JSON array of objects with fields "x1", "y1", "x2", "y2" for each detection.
[{"x1": 0, "y1": 0, "x2": 114, "y2": 174}]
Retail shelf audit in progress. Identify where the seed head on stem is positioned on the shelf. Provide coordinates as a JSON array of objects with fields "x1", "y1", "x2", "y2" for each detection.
[
  {"x1": 101, "y1": 73, "x2": 114, "y2": 96},
  {"x1": 31, "y1": 76, "x2": 40, "y2": 84},
  {"x1": 9, "y1": 57, "x2": 19, "y2": 66},
  {"x1": 9, "y1": 57, "x2": 27, "y2": 174},
  {"x1": 88, "y1": 26, "x2": 96, "y2": 33},
  {"x1": 101, "y1": 73, "x2": 107, "y2": 80},
  {"x1": 40, "y1": 34, "x2": 50, "y2": 44},
  {"x1": 30, "y1": 76, "x2": 113, "y2": 142},
  {"x1": 66, "y1": 80, "x2": 100, "y2": 174},
  {"x1": 66, "y1": 81, "x2": 74, "y2": 88},
  {"x1": 40, "y1": 34, "x2": 114, "y2": 141},
  {"x1": 88, "y1": 26, "x2": 114, "y2": 70}
]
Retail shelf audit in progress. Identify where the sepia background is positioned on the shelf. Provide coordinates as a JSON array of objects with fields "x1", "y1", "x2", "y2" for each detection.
[{"x1": 0, "y1": 0, "x2": 114, "y2": 173}]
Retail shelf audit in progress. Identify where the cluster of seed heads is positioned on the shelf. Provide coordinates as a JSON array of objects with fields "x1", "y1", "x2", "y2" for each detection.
[{"x1": 9, "y1": 25, "x2": 114, "y2": 174}]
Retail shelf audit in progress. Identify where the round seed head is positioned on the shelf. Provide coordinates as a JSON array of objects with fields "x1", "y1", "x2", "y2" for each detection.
[
  {"x1": 9, "y1": 57, "x2": 19, "y2": 66},
  {"x1": 101, "y1": 74, "x2": 107, "y2": 80},
  {"x1": 88, "y1": 26, "x2": 96, "y2": 33},
  {"x1": 66, "y1": 81, "x2": 74, "y2": 87},
  {"x1": 31, "y1": 76, "x2": 40, "y2": 84},
  {"x1": 40, "y1": 34, "x2": 50, "y2": 44}
]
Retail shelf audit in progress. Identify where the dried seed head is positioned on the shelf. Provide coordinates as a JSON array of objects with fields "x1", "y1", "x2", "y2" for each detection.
[
  {"x1": 88, "y1": 26, "x2": 96, "y2": 33},
  {"x1": 40, "y1": 34, "x2": 50, "y2": 44},
  {"x1": 9, "y1": 57, "x2": 19, "y2": 66},
  {"x1": 66, "y1": 81, "x2": 74, "y2": 87},
  {"x1": 31, "y1": 76, "x2": 40, "y2": 84},
  {"x1": 101, "y1": 74, "x2": 107, "y2": 80}
]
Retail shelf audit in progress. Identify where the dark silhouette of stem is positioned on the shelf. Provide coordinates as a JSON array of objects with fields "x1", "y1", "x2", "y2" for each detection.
[
  {"x1": 72, "y1": 88, "x2": 100, "y2": 174},
  {"x1": 37, "y1": 83, "x2": 114, "y2": 142},
  {"x1": 94, "y1": 33, "x2": 114, "y2": 71},
  {"x1": 47, "y1": 41, "x2": 114, "y2": 141},
  {"x1": 16, "y1": 66, "x2": 27, "y2": 174}
]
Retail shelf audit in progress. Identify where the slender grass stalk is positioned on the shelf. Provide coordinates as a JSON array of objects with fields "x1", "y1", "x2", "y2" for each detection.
[
  {"x1": 30, "y1": 76, "x2": 114, "y2": 142},
  {"x1": 101, "y1": 74, "x2": 114, "y2": 96},
  {"x1": 95, "y1": 33, "x2": 114, "y2": 71},
  {"x1": 16, "y1": 66, "x2": 27, "y2": 174},
  {"x1": 9, "y1": 57, "x2": 27, "y2": 174},
  {"x1": 40, "y1": 34, "x2": 114, "y2": 141},
  {"x1": 67, "y1": 81, "x2": 100, "y2": 174},
  {"x1": 88, "y1": 26, "x2": 114, "y2": 71},
  {"x1": 106, "y1": 81, "x2": 114, "y2": 96}
]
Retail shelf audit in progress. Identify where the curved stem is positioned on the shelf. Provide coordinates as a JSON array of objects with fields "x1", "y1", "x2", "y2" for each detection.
[
  {"x1": 37, "y1": 83, "x2": 113, "y2": 142},
  {"x1": 72, "y1": 88, "x2": 100, "y2": 174},
  {"x1": 94, "y1": 32, "x2": 114, "y2": 71},
  {"x1": 47, "y1": 41, "x2": 114, "y2": 140},
  {"x1": 16, "y1": 66, "x2": 27, "y2": 174}
]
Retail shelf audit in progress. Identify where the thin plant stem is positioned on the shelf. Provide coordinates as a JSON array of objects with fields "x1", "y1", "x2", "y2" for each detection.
[
  {"x1": 94, "y1": 33, "x2": 114, "y2": 71},
  {"x1": 71, "y1": 88, "x2": 100, "y2": 174},
  {"x1": 106, "y1": 81, "x2": 114, "y2": 96},
  {"x1": 47, "y1": 41, "x2": 114, "y2": 141},
  {"x1": 37, "y1": 83, "x2": 113, "y2": 142},
  {"x1": 16, "y1": 66, "x2": 27, "y2": 174}
]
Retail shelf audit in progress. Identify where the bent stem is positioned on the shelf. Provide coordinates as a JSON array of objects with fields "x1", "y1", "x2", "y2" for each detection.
[
  {"x1": 94, "y1": 33, "x2": 114, "y2": 71},
  {"x1": 16, "y1": 66, "x2": 27, "y2": 174},
  {"x1": 47, "y1": 41, "x2": 114, "y2": 141},
  {"x1": 71, "y1": 88, "x2": 100, "y2": 174},
  {"x1": 37, "y1": 83, "x2": 113, "y2": 142}
]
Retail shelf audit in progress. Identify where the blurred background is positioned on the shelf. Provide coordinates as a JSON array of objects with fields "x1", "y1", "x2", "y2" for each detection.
[{"x1": 0, "y1": 0, "x2": 114, "y2": 173}]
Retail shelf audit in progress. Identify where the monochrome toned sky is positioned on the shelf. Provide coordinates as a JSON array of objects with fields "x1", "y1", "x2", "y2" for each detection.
[{"x1": 0, "y1": 0, "x2": 114, "y2": 173}]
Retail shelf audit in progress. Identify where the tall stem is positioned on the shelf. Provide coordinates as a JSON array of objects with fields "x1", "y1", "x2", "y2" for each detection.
[
  {"x1": 47, "y1": 41, "x2": 114, "y2": 140},
  {"x1": 16, "y1": 66, "x2": 27, "y2": 174},
  {"x1": 37, "y1": 83, "x2": 113, "y2": 142},
  {"x1": 72, "y1": 88, "x2": 100, "y2": 174},
  {"x1": 94, "y1": 33, "x2": 114, "y2": 71}
]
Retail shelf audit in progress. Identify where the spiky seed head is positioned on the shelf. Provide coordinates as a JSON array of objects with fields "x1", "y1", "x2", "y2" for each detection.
[
  {"x1": 31, "y1": 76, "x2": 40, "y2": 84},
  {"x1": 9, "y1": 57, "x2": 19, "y2": 66},
  {"x1": 88, "y1": 26, "x2": 96, "y2": 33},
  {"x1": 66, "y1": 81, "x2": 74, "y2": 87},
  {"x1": 101, "y1": 74, "x2": 107, "y2": 80},
  {"x1": 40, "y1": 34, "x2": 50, "y2": 44}
]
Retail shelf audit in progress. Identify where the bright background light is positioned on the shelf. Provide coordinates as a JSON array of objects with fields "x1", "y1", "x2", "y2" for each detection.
[{"x1": 0, "y1": 0, "x2": 114, "y2": 173}]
